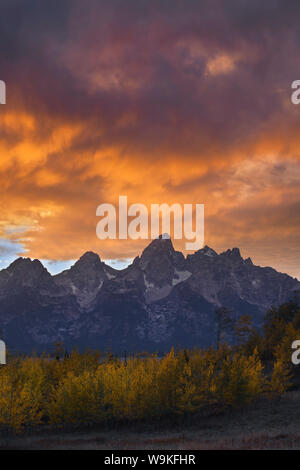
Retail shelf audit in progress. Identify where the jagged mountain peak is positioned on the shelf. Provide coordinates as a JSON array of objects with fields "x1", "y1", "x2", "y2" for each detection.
[
  {"x1": 140, "y1": 235, "x2": 184, "y2": 269},
  {"x1": 74, "y1": 251, "x2": 101, "y2": 267},
  {"x1": 7, "y1": 257, "x2": 47, "y2": 272},
  {"x1": 0, "y1": 257, "x2": 53, "y2": 290},
  {"x1": 221, "y1": 247, "x2": 242, "y2": 259},
  {"x1": 6, "y1": 257, "x2": 51, "y2": 281},
  {"x1": 54, "y1": 251, "x2": 108, "y2": 309},
  {"x1": 138, "y1": 236, "x2": 187, "y2": 302},
  {"x1": 195, "y1": 245, "x2": 218, "y2": 257},
  {"x1": 142, "y1": 234, "x2": 174, "y2": 253},
  {"x1": 63, "y1": 250, "x2": 104, "y2": 276}
]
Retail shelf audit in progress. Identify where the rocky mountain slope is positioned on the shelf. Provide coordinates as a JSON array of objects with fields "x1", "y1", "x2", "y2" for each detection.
[{"x1": 0, "y1": 236, "x2": 299, "y2": 353}]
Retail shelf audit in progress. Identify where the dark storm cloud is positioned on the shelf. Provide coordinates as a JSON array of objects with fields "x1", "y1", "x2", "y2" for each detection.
[{"x1": 1, "y1": 0, "x2": 297, "y2": 138}]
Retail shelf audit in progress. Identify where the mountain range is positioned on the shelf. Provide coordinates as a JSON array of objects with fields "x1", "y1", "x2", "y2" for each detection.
[{"x1": 0, "y1": 236, "x2": 299, "y2": 353}]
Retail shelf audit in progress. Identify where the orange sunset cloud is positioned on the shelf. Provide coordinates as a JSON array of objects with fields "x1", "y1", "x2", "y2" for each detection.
[{"x1": 0, "y1": 0, "x2": 300, "y2": 279}]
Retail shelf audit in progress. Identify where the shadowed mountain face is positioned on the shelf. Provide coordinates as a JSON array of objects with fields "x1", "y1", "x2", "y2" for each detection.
[{"x1": 0, "y1": 237, "x2": 299, "y2": 353}]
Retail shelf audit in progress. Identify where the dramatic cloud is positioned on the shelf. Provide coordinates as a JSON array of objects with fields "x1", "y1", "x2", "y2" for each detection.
[{"x1": 0, "y1": 0, "x2": 300, "y2": 277}]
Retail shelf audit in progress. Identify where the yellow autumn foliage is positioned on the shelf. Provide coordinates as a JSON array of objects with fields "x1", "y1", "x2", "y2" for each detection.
[{"x1": 0, "y1": 345, "x2": 290, "y2": 433}]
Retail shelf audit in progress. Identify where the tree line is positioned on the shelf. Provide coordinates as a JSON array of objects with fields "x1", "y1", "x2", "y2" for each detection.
[{"x1": 0, "y1": 300, "x2": 299, "y2": 433}]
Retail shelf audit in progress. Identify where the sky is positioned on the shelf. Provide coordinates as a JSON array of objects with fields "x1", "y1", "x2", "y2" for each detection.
[{"x1": 0, "y1": 0, "x2": 300, "y2": 278}]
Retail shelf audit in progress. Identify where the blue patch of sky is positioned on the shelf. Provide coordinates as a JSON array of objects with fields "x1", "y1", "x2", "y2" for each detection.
[{"x1": 0, "y1": 237, "x2": 133, "y2": 274}]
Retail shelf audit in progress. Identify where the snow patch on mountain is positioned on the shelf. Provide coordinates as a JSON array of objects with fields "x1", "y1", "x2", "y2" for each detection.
[{"x1": 172, "y1": 269, "x2": 192, "y2": 285}]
